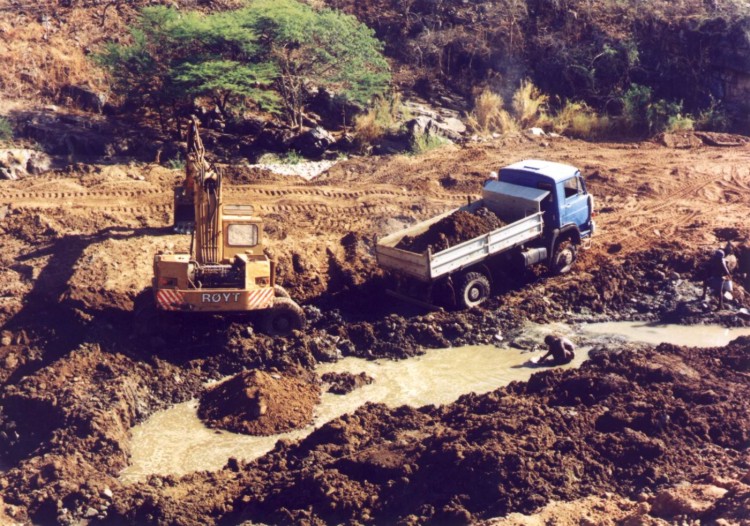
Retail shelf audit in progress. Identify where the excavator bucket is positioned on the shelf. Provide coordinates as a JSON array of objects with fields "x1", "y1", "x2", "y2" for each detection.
[{"x1": 173, "y1": 186, "x2": 195, "y2": 233}]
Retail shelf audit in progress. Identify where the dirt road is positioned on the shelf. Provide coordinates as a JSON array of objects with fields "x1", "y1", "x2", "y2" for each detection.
[{"x1": 1, "y1": 133, "x2": 749, "y2": 524}]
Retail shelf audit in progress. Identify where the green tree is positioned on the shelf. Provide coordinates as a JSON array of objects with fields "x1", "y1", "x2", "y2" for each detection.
[
  {"x1": 239, "y1": 0, "x2": 390, "y2": 128},
  {"x1": 97, "y1": 1, "x2": 390, "y2": 131},
  {"x1": 97, "y1": 7, "x2": 277, "y2": 131}
]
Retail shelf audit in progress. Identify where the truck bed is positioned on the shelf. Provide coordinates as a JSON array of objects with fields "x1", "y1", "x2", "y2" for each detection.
[{"x1": 376, "y1": 193, "x2": 546, "y2": 281}]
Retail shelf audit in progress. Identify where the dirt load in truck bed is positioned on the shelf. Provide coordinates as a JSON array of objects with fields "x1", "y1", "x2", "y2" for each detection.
[{"x1": 395, "y1": 206, "x2": 507, "y2": 253}]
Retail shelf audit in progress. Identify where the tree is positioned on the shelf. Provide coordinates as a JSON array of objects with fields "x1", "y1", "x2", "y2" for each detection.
[
  {"x1": 97, "y1": 7, "x2": 277, "y2": 132},
  {"x1": 96, "y1": 1, "x2": 390, "y2": 131},
  {"x1": 238, "y1": 0, "x2": 391, "y2": 128}
]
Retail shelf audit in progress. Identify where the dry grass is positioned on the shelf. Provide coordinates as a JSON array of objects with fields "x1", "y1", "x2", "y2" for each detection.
[
  {"x1": 0, "y1": 8, "x2": 114, "y2": 100},
  {"x1": 467, "y1": 89, "x2": 518, "y2": 135},
  {"x1": 512, "y1": 79, "x2": 549, "y2": 128},
  {"x1": 551, "y1": 101, "x2": 611, "y2": 138},
  {"x1": 353, "y1": 93, "x2": 403, "y2": 148}
]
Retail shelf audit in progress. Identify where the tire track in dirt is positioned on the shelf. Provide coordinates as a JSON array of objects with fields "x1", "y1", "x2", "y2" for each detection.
[
  {"x1": 0, "y1": 185, "x2": 466, "y2": 225},
  {"x1": 601, "y1": 167, "x2": 737, "y2": 254}
]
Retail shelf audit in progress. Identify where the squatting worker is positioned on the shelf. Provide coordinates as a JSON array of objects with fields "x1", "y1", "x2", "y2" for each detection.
[{"x1": 539, "y1": 334, "x2": 576, "y2": 365}]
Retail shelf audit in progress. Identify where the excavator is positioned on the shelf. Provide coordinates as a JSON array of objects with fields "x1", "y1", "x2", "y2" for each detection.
[{"x1": 151, "y1": 117, "x2": 305, "y2": 336}]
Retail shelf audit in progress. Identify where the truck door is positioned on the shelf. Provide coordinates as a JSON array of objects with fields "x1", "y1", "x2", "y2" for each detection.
[{"x1": 560, "y1": 175, "x2": 589, "y2": 228}]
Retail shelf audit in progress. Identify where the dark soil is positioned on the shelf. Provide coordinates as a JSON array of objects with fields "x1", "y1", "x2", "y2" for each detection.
[
  {"x1": 396, "y1": 207, "x2": 506, "y2": 253},
  {"x1": 322, "y1": 371, "x2": 374, "y2": 394},
  {"x1": 198, "y1": 369, "x2": 321, "y2": 436}
]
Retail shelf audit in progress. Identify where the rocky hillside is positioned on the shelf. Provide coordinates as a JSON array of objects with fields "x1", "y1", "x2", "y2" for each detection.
[{"x1": 2, "y1": 0, "x2": 750, "y2": 163}]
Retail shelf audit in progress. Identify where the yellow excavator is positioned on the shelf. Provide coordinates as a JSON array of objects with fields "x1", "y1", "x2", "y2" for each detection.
[{"x1": 151, "y1": 117, "x2": 305, "y2": 336}]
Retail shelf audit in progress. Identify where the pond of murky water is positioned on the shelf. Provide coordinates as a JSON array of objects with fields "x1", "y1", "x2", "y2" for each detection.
[{"x1": 120, "y1": 321, "x2": 750, "y2": 483}]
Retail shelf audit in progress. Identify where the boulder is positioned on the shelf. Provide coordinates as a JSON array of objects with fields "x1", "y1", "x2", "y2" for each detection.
[
  {"x1": 60, "y1": 85, "x2": 108, "y2": 114},
  {"x1": 0, "y1": 149, "x2": 53, "y2": 179},
  {"x1": 289, "y1": 127, "x2": 335, "y2": 158}
]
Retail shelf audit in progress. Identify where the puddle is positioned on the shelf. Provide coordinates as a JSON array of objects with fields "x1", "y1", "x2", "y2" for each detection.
[
  {"x1": 121, "y1": 321, "x2": 750, "y2": 483},
  {"x1": 580, "y1": 321, "x2": 750, "y2": 347}
]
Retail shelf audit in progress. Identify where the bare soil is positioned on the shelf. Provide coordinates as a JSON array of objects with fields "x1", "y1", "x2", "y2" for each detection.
[
  {"x1": 1, "y1": 132, "x2": 750, "y2": 524},
  {"x1": 395, "y1": 207, "x2": 507, "y2": 253},
  {"x1": 198, "y1": 369, "x2": 320, "y2": 436}
]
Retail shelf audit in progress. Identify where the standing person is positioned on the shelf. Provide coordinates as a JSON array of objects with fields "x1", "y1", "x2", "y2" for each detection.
[
  {"x1": 538, "y1": 334, "x2": 576, "y2": 365},
  {"x1": 702, "y1": 249, "x2": 731, "y2": 309}
]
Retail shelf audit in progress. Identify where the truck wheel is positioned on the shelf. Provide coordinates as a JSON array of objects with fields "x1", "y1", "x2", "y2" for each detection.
[
  {"x1": 458, "y1": 272, "x2": 491, "y2": 309},
  {"x1": 551, "y1": 241, "x2": 577, "y2": 275},
  {"x1": 273, "y1": 285, "x2": 290, "y2": 299},
  {"x1": 261, "y1": 297, "x2": 306, "y2": 336}
]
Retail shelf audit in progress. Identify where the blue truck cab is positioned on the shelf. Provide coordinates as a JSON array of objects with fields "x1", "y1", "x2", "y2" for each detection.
[
  {"x1": 499, "y1": 159, "x2": 594, "y2": 236},
  {"x1": 494, "y1": 159, "x2": 595, "y2": 274}
]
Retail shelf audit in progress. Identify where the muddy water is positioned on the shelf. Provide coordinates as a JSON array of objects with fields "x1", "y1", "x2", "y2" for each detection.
[
  {"x1": 121, "y1": 322, "x2": 750, "y2": 483},
  {"x1": 580, "y1": 321, "x2": 750, "y2": 347},
  {"x1": 120, "y1": 344, "x2": 575, "y2": 483}
]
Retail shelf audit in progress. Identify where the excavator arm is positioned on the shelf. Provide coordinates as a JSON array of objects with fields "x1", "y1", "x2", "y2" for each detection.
[{"x1": 172, "y1": 118, "x2": 222, "y2": 264}]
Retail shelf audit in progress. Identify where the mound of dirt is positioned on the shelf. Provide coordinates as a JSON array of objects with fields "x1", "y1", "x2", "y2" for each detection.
[
  {"x1": 321, "y1": 371, "x2": 374, "y2": 394},
  {"x1": 396, "y1": 207, "x2": 506, "y2": 253},
  {"x1": 198, "y1": 370, "x2": 321, "y2": 436}
]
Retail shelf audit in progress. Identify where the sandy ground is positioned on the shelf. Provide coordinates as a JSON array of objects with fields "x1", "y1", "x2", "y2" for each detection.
[{"x1": 1, "y1": 131, "x2": 750, "y2": 524}]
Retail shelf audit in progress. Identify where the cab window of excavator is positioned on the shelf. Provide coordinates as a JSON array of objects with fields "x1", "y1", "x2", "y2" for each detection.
[{"x1": 227, "y1": 223, "x2": 258, "y2": 246}]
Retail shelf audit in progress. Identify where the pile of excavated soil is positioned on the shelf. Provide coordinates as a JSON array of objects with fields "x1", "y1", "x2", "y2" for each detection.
[
  {"x1": 198, "y1": 369, "x2": 320, "y2": 436},
  {"x1": 396, "y1": 207, "x2": 506, "y2": 253},
  {"x1": 321, "y1": 371, "x2": 374, "y2": 394}
]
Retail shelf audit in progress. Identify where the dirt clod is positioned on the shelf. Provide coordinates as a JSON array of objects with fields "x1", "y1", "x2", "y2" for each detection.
[{"x1": 198, "y1": 369, "x2": 321, "y2": 436}]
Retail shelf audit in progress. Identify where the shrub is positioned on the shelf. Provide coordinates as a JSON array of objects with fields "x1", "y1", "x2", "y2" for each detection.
[
  {"x1": 551, "y1": 101, "x2": 611, "y2": 138},
  {"x1": 166, "y1": 152, "x2": 185, "y2": 170},
  {"x1": 696, "y1": 97, "x2": 730, "y2": 132},
  {"x1": 410, "y1": 133, "x2": 447, "y2": 154},
  {"x1": 353, "y1": 93, "x2": 402, "y2": 148},
  {"x1": 282, "y1": 150, "x2": 302, "y2": 164},
  {"x1": 467, "y1": 89, "x2": 517, "y2": 135},
  {"x1": 0, "y1": 117, "x2": 12, "y2": 143},
  {"x1": 648, "y1": 99, "x2": 692, "y2": 133},
  {"x1": 512, "y1": 79, "x2": 549, "y2": 128},
  {"x1": 621, "y1": 83, "x2": 652, "y2": 133}
]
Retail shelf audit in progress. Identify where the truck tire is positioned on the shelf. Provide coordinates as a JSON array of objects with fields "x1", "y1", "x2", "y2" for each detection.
[
  {"x1": 458, "y1": 272, "x2": 491, "y2": 309},
  {"x1": 551, "y1": 240, "x2": 577, "y2": 275},
  {"x1": 261, "y1": 297, "x2": 306, "y2": 336},
  {"x1": 273, "y1": 285, "x2": 290, "y2": 299}
]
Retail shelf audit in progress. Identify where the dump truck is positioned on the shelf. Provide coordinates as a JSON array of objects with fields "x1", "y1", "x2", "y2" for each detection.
[
  {"x1": 149, "y1": 117, "x2": 305, "y2": 336},
  {"x1": 375, "y1": 159, "x2": 595, "y2": 308}
]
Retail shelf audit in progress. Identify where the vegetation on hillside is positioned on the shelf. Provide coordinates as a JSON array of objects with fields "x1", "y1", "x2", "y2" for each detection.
[
  {"x1": 330, "y1": 0, "x2": 750, "y2": 133},
  {"x1": 97, "y1": 0, "x2": 390, "y2": 131},
  {"x1": 0, "y1": 0, "x2": 747, "y2": 149}
]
